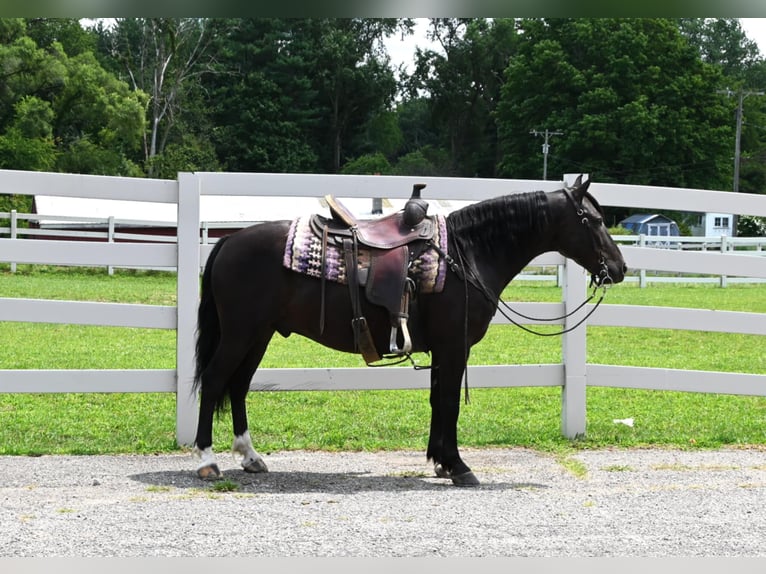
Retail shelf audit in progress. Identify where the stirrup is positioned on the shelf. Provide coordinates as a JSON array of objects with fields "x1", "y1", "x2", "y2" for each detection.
[{"x1": 389, "y1": 317, "x2": 412, "y2": 355}]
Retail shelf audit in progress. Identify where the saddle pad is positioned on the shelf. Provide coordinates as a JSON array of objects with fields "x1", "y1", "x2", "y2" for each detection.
[{"x1": 283, "y1": 214, "x2": 449, "y2": 294}]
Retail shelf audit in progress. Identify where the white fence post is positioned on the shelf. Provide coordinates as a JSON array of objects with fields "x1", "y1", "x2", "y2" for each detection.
[
  {"x1": 720, "y1": 235, "x2": 728, "y2": 288},
  {"x1": 107, "y1": 215, "x2": 115, "y2": 276},
  {"x1": 560, "y1": 173, "x2": 588, "y2": 438},
  {"x1": 175, "y1": 172, "x2": 201, "y2": 446},
  {"x1": 561, "y1": 259, "x2": 588, "y2": 438},
  {"x1": 638, "y1": 234, "x2": 646, "y2": 288},
  {"x1": 10, "y1": 209, "x2": 17, "y2": 273}
]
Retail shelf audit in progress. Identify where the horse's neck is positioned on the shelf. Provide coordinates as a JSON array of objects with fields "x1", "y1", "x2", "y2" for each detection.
[
  {"x1": 484, "y1": 236, "x2": 552, "y2": 294},
  {"x1": 457, "y1": 213, "x2": 553, "y2": 298}
]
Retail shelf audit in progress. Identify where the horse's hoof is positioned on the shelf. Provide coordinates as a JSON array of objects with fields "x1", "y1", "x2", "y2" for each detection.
[
  {"x1": 197, "y1": 463, "x2": 222, "y2": 481},
  {"x1": 242, "y1": 458, "x2": 268, "y2": 474},
  {"x1": 434, "y1": 463, "x2": 451, "y2": 479},
  {"x1": 451, "y1": 471, "x2": 480, "y2": 487}
]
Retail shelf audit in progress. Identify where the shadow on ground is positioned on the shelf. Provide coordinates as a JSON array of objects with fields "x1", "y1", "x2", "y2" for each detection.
[{"x1": 129, "y1": 467, "x2": 550, "y2": 494}]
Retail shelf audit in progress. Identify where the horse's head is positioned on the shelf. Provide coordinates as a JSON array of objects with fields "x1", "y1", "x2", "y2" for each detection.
[{"x1": 553, "y1": 175, "x2": 627, "y2": 287}]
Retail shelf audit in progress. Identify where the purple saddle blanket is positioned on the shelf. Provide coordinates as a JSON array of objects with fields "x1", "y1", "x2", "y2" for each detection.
[{"x1": 282, "y1": 214, "x2": 449, "y2": 294}]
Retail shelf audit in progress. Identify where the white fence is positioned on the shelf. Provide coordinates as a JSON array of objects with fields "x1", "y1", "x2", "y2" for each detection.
[
  {"x1": 1, "y1": 169, "x2": 766, "y2": 445},
  {"x1": 5, "y1": 211, "x2": 766, "y2": 286}
]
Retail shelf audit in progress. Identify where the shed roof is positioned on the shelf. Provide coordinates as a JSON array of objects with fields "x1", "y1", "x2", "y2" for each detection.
[{"x1": 619, "y1": 213, "x2": 676, "y2": 225}]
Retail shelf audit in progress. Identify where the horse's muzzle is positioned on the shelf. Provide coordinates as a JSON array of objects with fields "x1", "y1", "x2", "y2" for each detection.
[{"x1": 593, "y1": 260, "x2": 627, "y2": 287}]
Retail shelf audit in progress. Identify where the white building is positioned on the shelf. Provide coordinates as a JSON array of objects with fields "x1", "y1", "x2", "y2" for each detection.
[{"x1": 693, "y1": 213, "x2": 734, "y2": 237}]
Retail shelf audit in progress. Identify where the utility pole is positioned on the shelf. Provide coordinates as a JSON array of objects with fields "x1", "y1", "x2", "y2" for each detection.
[
  {"x1": 718, "y1": 88, "x2": 765, "y2": 236},
  {"x1": 530, "y1": 129, "x2": 563, "y2": 180}
]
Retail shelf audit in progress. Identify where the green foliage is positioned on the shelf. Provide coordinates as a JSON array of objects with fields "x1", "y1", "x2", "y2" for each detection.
[
  {"x1": 144, "y1": 134, "x2": 221, "y2": 179},
  {"x1": 2, "y1": 17, "x2": 765, "y2": 194},
  {"x1": 340, "y1": 152, "x2": 392, "y2": 175},
  {"x1": 678, "y1": 18, "x2": 761, "y2": 80},
  {"x1": 496, "y1": 18, "x2": 732, "y2": 189},
  {"x1": 26, "y1": 18, "x2": 97, "y2": 57},
  {"x1": 737, "y1": 215, "x2": 766, "y2": 236},
  {"x1": 200, "y1": 18, "x2": 402, "y2": 174},
  {"x1": 95, "y1": 18, "x2": 216, "y2": 175},
  {"x1": 393, "y1": 149, "x2": 440, "y2": 176},
  {"x1": 355, "y1": 110, "x2": 404, "y2": 158},
  {"x1": 608, "y1": 225, "x2": 631, "y2": 236},
  {"x1": 0, "y1": 20, "x2": 146, "y2": 176},
  {"x1": 409, "y1": 18, "x2": 518, "y2": 177}
]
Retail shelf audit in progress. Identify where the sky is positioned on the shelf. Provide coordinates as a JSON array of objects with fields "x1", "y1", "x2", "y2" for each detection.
[
  {"x1": 386, "y1": 18, "x2": 766, "y2": 72},
  {"x1": 738, "y1": 18, "x2": 766, "y2": 55}
]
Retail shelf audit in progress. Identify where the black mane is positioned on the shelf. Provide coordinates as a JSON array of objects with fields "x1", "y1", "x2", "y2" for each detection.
[{"x1": 446, "y1": 190, "x2": 551, "y2": 256}]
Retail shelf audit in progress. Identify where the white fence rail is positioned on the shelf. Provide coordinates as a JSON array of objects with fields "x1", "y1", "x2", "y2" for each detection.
[
  {"x1": 4, "y1": 213, "x2": 764, "y2": 285},
  {"x1": 1, "y1": 169, "x2": 766, "y2": 445}
]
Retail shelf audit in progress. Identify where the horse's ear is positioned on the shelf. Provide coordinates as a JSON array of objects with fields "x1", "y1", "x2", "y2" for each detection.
[{"x1": 571, "y1": 174, "x2": 590, "y2": 202}]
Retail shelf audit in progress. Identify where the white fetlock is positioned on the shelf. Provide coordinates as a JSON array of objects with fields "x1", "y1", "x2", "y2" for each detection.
[
  {"x1": 232, "y1": 431, "x2": 268, "y2": 473},
  {"x1": 193, "y1": 446, "x2": 222, "y2": 480}
]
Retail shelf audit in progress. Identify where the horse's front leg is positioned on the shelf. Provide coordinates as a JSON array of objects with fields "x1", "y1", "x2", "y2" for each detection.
[
  {"x1": 427, "y1": 365, "x2": 444, "y2": 471},
  {"x1": 230, "y1": 390, "x2": 268, "y2": 474},
  {"x1": 428, "y1": 352, "x2": 480, "y2": 487},
  {"x1": 229, "y1": 345, "x2": 269, "y2": 474}
]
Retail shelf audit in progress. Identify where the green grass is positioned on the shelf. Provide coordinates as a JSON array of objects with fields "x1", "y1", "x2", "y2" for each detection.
[{"x1": 0, "y1": 265, "x2": 765, "y2": 455}]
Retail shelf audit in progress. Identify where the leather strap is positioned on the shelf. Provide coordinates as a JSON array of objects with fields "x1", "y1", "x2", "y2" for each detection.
[
  {"x1": 319, "y1": 223, "x2": 328, "y2": 334},
  {"x1": 343, "y1": 234, "x2": 380, "y2": 364}
]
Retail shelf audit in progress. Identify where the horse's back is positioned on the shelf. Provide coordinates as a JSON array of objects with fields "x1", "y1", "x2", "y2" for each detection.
[
  {"x1": 208, "y1": 220, "x2": 292, "y2": 310},
  {"x1": 211, "y1": 220, "x2": 290, "y2": 269}
]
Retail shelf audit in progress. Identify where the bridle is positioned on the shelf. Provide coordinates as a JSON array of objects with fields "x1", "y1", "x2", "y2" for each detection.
[
  {"x1": 436, "y1": 185, "x2": 615, "y2": 338},
  {"x1": 561, "y1": 186, "x2": 615, "y2": 290}
]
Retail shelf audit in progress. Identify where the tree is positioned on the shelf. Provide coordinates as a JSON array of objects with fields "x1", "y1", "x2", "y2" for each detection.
[
  {"x1": 97, "y1": 18, "x2": 215, "y2": 174},
  {"x1": 0, "y1": 96, "x2": 57, "y2": 172},
  {"x1": 202, "y1": 18, "x2": 406, "y2": 174},
  {"x1": 0, "y1": 19, "x2": 146, "y2": 176},
  {"x1": 496, "y1": 18, "x2": 733, "y2": 191},
  {"x1": 407, "y1": 18, "x2": 519, "y2": 177},
  {"x1": 26, "y1": 18, "x2": 97, "y2": 57},
  {"x1": 678, "y1": 19, "x2": 766, "y2": 198},
  {"x1": 678, "y1": 18, "x2": 760, "y2": 81},
  {"x1": 340, "y1": 152, "x2": 392, "y2": 174},
  {"x1": 200, "y1": 18, "x2": 320, "y2": 173},
  {"x1": 304, "y1": 18, "x2": 403, "y2": 172}
]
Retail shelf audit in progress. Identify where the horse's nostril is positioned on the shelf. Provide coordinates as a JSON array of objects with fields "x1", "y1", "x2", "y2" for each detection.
[{"x1": 623, "y1": 263, "x2": 628, "y2": 274}]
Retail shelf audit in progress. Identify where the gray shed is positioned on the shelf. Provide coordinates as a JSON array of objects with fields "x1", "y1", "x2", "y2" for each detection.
[{"x1": 618, "y1": 213, "x2": 680, "y2": 237}]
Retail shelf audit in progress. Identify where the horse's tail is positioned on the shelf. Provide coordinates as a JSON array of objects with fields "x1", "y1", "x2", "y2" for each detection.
[{"x1": 193, "y1": 235, "x2": 229, "y2": 395}]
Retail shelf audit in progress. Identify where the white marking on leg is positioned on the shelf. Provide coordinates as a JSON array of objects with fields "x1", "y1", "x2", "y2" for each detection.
[
  {"x1": 193, "y1": 445, "x2": 218, "y2": 472},
  {"x1": 232, "y1": 431, "x2": 268, "y2": 472}
]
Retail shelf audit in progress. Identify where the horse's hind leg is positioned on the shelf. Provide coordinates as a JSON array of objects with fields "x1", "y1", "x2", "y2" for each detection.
[
  {"x1": 193, "y1": 337, "x2": 264, "y2": 480},
  {"x1": 194, "y1": 385, "x2": 221, "y2": 480},
  {"x1": 229, "y1": 335, "x2": 272, "y2": 473}
]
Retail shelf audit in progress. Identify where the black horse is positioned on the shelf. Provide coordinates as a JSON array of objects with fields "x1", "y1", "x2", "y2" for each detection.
[{"x1": 192, "y1": 176, "x2": 626, "y2": 486}]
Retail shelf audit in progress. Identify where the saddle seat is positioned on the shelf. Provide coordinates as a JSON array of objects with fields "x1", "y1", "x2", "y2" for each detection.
[
  {"x1": 315, "y1": 194, "x2": 434, "y2": 249},
  {"x1": 310, "y1": 185, "x2": 435, "y2": 364}
]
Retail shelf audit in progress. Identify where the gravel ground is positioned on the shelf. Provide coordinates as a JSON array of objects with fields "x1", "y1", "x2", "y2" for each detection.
[{"x1": 1, "y1": 447, "x2": 765, "y2": 557}]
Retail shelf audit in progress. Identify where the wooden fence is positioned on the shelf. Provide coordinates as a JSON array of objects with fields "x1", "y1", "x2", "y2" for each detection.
[{"x1": 1, "y1": 169, "x2": 765, "y2": 445}]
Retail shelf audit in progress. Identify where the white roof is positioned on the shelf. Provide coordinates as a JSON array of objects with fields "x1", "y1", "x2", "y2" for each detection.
[{"x1": 33, "y1": 195, "x2": 473, "y2": 226}]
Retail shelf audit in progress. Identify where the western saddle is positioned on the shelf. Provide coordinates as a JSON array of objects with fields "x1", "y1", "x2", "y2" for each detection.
[{"x1": 310, "y1": 184, "x2": 435, "y2": 364}]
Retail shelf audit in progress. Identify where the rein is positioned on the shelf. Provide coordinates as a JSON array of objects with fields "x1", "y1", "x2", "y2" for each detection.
[
  {"x1": 430, "y1": 185, "x2": 615, "y2": 338},
  {"x1": 433, "y1": 239, "x2": 611, "y2": 337}
]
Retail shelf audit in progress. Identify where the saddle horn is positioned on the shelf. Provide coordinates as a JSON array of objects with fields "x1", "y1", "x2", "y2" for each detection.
[{"x1": 403, "y1": 183, "x2": 429, "y2": 227}]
